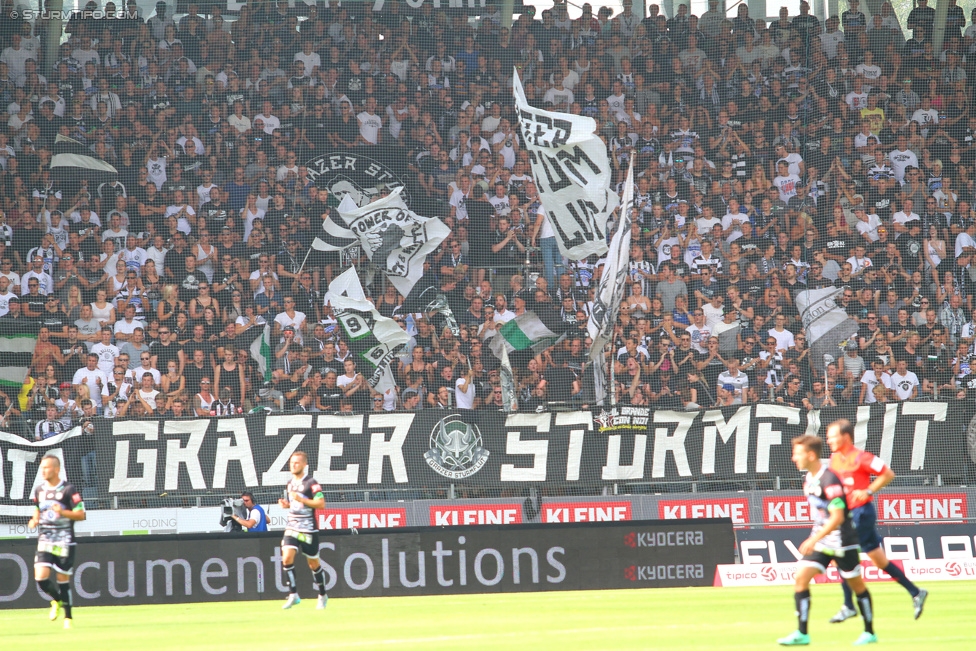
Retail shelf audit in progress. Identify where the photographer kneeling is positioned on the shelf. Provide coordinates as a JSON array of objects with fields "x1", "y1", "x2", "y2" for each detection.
[{"x1": 230, "y1": 492, "x2": 268, "y2": 532}]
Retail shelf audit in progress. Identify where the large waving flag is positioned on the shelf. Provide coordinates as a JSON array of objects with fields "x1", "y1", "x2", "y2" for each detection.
[
  {"x1": 337, "y1": 188, "x2": 451, "y2": 297},
  {"x1": 796, "y1": 287, "x2": 860, "y2": 374},
  {"x1": 513, "y1": 71, "x2": 616, "y2": 260},
  {"x1": 326, "y1": 266, "x2": 409, "y2": 393},
  {"x1": 0, "y1": 319, "x2": 39, "y2": 391},
  {"x1": 51, "y1": 134, "x2": 118, "y2": 185},
  {"x1": 588, "y1": 158, "x2": 634, "y2": 404}
]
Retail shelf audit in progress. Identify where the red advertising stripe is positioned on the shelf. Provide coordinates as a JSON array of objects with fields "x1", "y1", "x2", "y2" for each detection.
[
  {"x1": 657, "y1": 498, "x2": 749, "y2": 526},
  {"x1": 429, "y1": 504, "x2": 523, "y2": 527},
  {"x1": 542, "y1": 501, "x2": 632, "y2": 523},
  {"x1": 877, "y1": 493, "x2": 967, "y2": 523},
  {"x1": 762, "y1": 496, "x2": 813, "y2": 527},
  {"x1": 315, "y1": 507, "x2": 407, "y2": 530}
]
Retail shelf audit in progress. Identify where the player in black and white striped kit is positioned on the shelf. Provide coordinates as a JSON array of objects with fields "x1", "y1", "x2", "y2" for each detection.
[
  {"x1": 279, "y1": 451, "x2": 328, "y2": 610},
  {"x1": 28, "y1": 455, "x2": 86, "y2": 629}
]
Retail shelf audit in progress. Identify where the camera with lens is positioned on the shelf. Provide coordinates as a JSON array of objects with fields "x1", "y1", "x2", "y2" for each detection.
[{"x1": 220, "y1": 497, "x2": 247, "y2": 532}]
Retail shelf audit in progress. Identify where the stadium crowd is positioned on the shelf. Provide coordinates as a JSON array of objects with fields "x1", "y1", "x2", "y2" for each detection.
[{"x1": 3, "y1": 0, "x2": 976, "y2": 439}]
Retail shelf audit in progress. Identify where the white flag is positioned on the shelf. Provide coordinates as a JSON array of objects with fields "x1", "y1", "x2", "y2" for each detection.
[
  {"x1": 513, "y1": 71, "x2": 616, "y2": 261},
  {"x1": 796, "y1": 287, "x2": 860, "y2": 374},
  {"x1": 588, "y1": 158, "x2": 634, "y2": 404},
  {"x1": 337, "y1": 188, "x2": 451, "y2": 296}
]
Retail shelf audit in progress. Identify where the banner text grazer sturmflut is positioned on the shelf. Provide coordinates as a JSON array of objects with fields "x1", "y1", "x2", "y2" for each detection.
[
  {"x1": 0, "y1": 402, "x2": 972, "y2": 507},
  {"x1": 0, "y1": 520, "x2": 734, "y2": 608}
]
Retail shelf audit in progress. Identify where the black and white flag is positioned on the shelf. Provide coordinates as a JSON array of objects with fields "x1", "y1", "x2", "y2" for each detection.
[
  {"x1": 311, "y1": 216, "x2": 359, "y2": 252},
  {"x1": 326, "y1": 267, "x2": 409, "y2": 393},
  {"x1": 513, "y1": 71, "x2": 616, "y2": 261},
  {"x1": 588, "y1": 158, "x2": 634, "y2": 405},
  {"x1": 51, "y1": 134, "x2": 118, "y2": 184},
  {"x1": 337, "y1": 188, "x2": 451, "y2": 297}
]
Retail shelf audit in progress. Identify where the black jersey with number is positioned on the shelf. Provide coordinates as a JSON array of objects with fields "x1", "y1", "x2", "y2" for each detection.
[
  {"x1": 285, "y1": 475, "x2": 323, "y2": 534},
  {"x1": 31, "y1": 480, "x2": 83, "y2": 547},
  {"x1": 804, "y1": 466, "x2": 858, "y2": 553}
]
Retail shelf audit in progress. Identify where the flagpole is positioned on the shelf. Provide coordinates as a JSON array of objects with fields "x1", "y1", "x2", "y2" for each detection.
[
  {"x1": 609, "y1": 340, "x2": 616, "y2": 407},
  {"x1": 296, "y1": 246, "x2": 313, "y2": 275}
]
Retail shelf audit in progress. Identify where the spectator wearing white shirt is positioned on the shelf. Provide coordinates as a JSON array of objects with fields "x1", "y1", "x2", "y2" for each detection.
[
  {"x1": 847, "y1": 244, "x2": 873, "y2": 275},
  {"x1": 227, "y1": 101, "x2": 251, "y2": 134},
  {"x1": 891, "y1": 198, "x2": 921, "y2": 234},
  {"x1": 889, "y1": 359, "x2": 920, "y2": 400},
  {"x1": 293, "y1": 42, "x2": 321, "y2": 75},
  {"x1": 860, "y1": 358, "x2": 892, "y2": 404},
  {"x1": 357, "y1": 97, "x2": 383, "y2": 145},
  {"x1": 253, "y1": 100, "x2": 280, "y2": 135},
  {"x1": 720, "y1": 199, "x2": 749, "y2": 236},
  {"x1": 136, "y1": 373, "x2": 160, "y2": 411},
  {"x1": 543, "y1": 72, "x2": 574, "y2": 112},
  {"x1": 21, "y1": 256, "x2": 53, "y2": 295},
  {"x1": 767, "y1": 314, "x2": 796, "y2": 352},
  {"x1": 911, "y1": 96, "x2": 939, "y2": 137},
  {"x1": 888, "y1": 134, "x2": 918, "y2": 182},
  {"x1": 455, "y1": 367, "x2": 476, "y2": 409},
  {"x1": 73, "y1": 353, "x2": 110, "y2": 409},
  {"x1": 854, "y1": 206, "x2": 883, "y2": 242},
  {"x1": 90, "y1": 327, "x2": 120, "y2": 376},
  {"x1": 955, "y1": 221, "x2": 976, "y2": 259}
]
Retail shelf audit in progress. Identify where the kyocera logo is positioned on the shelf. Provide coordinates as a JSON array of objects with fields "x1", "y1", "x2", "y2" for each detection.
[
  {"x1": 947, "y1": 562, "x2": 962, "y2": 577},
  {"x1": 626, "y1": 531, "x2": 705, "y2": 548},
  {"x1": 624, "y1": 565, "x2": 705, "y2": 581},
  {"x1": 761, "y1": 566, "x2": 778, "y2": 582}
]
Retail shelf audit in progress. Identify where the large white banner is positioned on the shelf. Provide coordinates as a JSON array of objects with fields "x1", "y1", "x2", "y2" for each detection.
[
  {"x1": 513, "y1": 71, "x2": 616, "y2": 261},
  {"x1": 589, "y1": 158, "x2": 634, "y2": 404},
  {"x1": 337, "y1": 188, "x2": 451, "y2": 297}
]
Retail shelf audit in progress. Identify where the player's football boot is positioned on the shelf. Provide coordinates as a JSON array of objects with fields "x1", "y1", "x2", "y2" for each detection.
[
  {"x1": 913, "y1": 589, "x2": 928, "y2": 619},
  {"x1": 852, "y1": 632, "x2": 878, "y2": 645},
  {"x1": 777, "y1": 630, "x2": 811, "y2": 645},
  {"x1": 282, "y1": 594, "x2": 301, "y2": 609},
  {"x1": 829, "y1": 606, "x2": 858, "y2": 623},
  {"x1": 63, "y1": 619, "x2": 72, "y2": 630},
  {"x1": 317, "y1": 594, "x2": 328, "y2": 610},
  {"x1": 48, "y1": 600, "x2": 61, "y2": 621}
]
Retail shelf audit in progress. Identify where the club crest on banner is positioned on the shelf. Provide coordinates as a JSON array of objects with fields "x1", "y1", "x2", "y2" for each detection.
[
  {"x1": 305, "y1": 153, "x2": 410, "y2": 207},
  {"x1": 424, "y1": 415, "x2": 490, "y2": 480}
]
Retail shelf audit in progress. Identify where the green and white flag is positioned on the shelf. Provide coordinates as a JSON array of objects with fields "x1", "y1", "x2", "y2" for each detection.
[
  {"x1": 488, "y1": 311, "x2": 562, "y2": 356},
  {"x1": 488, "y1": 310, "x2": 566, "y2": 412},
  {"x1": 0, "y1": 320, "x2": 38, "y2": 389},
  {"x1": 249, "y1": 324, "x2": 273, "y2": 382}
]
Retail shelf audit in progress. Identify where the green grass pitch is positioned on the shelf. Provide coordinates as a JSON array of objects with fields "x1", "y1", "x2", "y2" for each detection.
[{"x1": 4, "y1": 583, "x2": 975, "y2": 650}]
